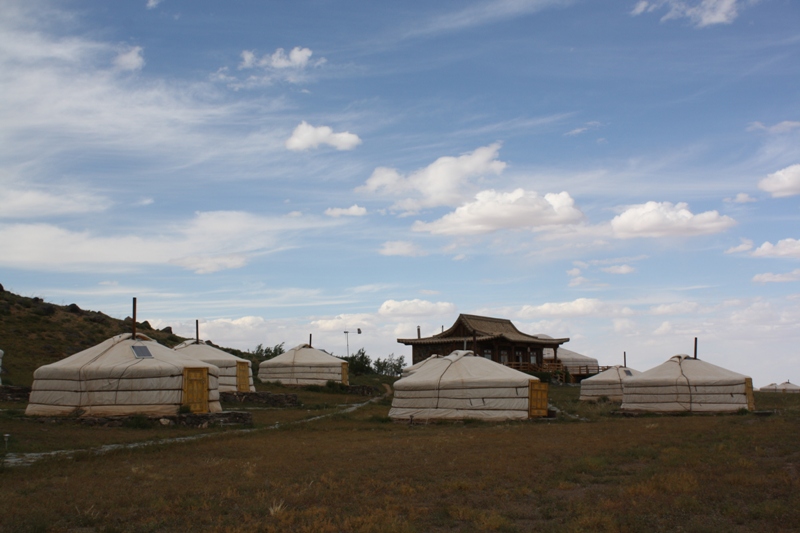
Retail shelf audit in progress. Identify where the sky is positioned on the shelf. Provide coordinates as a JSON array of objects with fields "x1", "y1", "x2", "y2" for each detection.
[{"x1": 1, "y1": 0, "x2": 799, "y2": 387}]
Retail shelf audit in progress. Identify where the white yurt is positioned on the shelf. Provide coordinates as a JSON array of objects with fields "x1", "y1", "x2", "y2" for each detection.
[
  {"x1": 174, "y1": 339, "x2": 255, "y2": 393},
  {"x1": 539, "y1": 340, "x2": 599, "y2": 375},
  {"x1": 389, "y1": 350, "x2": 548, "y2": 421},
  {"x1": 26, "y1": 333, "x2": 222, "y2": 417},
  {"x1": 760, "y1": 383, "x2": 778, "y2": 392},
  {"x1": 777, "y1": 381, "x2": 800, "y2": 393},
  {"x1": 621, "y1": 355, "x2": 754, "y2": 413},
  {"x1": 258, "y1": 344, "x2": 348, "y2": 386},
  {"x1": 401, "y1": 354, "x2": 442, "y2": 378},
  {"x1": 579, "y1": 366, "x2": 641, "y2": 402}
]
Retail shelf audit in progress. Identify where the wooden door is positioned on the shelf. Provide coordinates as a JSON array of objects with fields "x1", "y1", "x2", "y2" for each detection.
[
  {"x1": 341, "y1": 362, "x2": 349, "y2": 386},
  {"x1": 744, "y1": 377, "x2": 755, "y2": 411},
  {"x1": 528, "y1": 380, "x2": 549, "y2": 418},
  {"x1": 182, "y1": 367, "x2": 209, "y2": 413},
  {"x1": 236, "y1": 361, "x2": 250, "y2": 392}
]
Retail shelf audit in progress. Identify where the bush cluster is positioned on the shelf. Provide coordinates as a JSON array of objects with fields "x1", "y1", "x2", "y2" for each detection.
[{"x1": 341, "y1": 348, "x2": 405, "y2": 377}]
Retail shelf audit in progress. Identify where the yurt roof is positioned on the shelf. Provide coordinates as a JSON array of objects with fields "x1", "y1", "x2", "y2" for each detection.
[
  {"x1": 394, "y1": 350, "x2": 537, "y2": 391},
  {"x1": 260, "y1": 344, "x2": 344, "y2": 367},
  {"x1": 625, "y1": 355, "x2": 748, "y2": 386},
  {"x1": 33, "y1": 333, "x2": 219, "y2": 380},
  {"x1": 174, "y1": 339, "x2": 248, "y2": 366},
  {"x1": 778, "y1": 381, "x2": 800, "y2": 391},
  {"x1": 582, "y1": 365, "x2": 640, "y2": 383},
  {"x1": 760, "y1": 383, "x2": 778, "y2": 391},
  {"x1": 540, "y1": 343, "x2": 598, "y2": 364},
  {"x1": 402, "y1": 354, "x2": 442, "y2": 376}
]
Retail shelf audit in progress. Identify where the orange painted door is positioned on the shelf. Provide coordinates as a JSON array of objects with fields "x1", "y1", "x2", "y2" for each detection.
[
  {"x1": 236, "y1": 362, "x2": 250, "y2": 392},
  {"x1": 528, "y1": 380, "x2": 549, "y2": 418},
  {"x1": 182, "y1": 367, "x2": 209, "y2": 413}
]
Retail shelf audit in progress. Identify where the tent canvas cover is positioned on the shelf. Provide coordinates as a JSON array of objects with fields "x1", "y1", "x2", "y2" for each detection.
[
  {"x1": 401, "y1": 353, "x2": 442, "y2": 378},
  {"x1": 258, "y1": 344, "x2": 348, "y2": 386},
  {"x1": 174, "y1": 340, "x2": 255, "y2": 392},
  {"x1": 390, "y1": 350, "x2": 547, "y2": 421},
  {"x1": 579, "y1": 366, "x2": 641, "y2": 402},
  {"x1": 621, "y1": 355, "x2": 754, "y2": 413},
  {"x1": 777, "y1": 381, "x2": 800, "y2": 393},
  {"x1": 26, "y1": 333, "x2": 221, "y2": 417}
]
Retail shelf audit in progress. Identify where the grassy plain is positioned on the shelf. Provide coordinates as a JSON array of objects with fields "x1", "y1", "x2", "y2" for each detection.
[{"x1": 1, "y1": 387, "x2": 799, "y2": 532}]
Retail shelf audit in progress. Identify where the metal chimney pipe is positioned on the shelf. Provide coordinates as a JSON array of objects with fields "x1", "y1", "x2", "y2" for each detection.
[
  {"x1": 624, "y1": 351, "x2": 627, "y2": 368},
  {"x1": 132, "y1": 297, "x2": 137, "y2": 339},
  {"x1": 309, "y1": 333, "x2": 312, "y2": 346},
  {"x1": 417, "y1": 326, "x2": 420, "y2": 339},
  {"x1": 694, "y1": 337, "x2": 698, "y2": 359},
  {"x1": 196, "y1": 319, "x2": 199, "y2": 342}
]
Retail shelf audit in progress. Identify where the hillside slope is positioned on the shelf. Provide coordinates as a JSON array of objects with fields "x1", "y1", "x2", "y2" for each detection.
[{"x1": 0, "y1": 286, "x2": 195, "y2": 387}]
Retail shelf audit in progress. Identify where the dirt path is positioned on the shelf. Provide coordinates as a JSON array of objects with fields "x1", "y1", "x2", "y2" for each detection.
[{"x1": 2, "y1": 391, "x2": 390, "y2": 468}]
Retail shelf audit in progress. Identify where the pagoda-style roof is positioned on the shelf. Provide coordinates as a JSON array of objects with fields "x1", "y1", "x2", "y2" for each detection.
[{"x1": 398, "y1": 314, "x2": 569, "y2": 346}]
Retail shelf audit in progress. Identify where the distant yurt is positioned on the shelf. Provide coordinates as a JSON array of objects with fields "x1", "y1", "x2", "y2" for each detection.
[
  {"x1": 258, "y1": 344, "x2": 348, "y2": 386},
  {"x1": 401, "y1": 353, "x2": 442, "y2": 378},
  {"x1": 174, "y1": 339, "x2": 255, "y2": 393},
  {"x1": 26, "y1": 333, "x2": 222, "y2": 417},
  {"x1": 621, "y1": 355, "x2": 754, "y2": 413},
  {"x1": 539, "y1": 339, "x2": 599, "y2": 375},
  {"x1": 579, "y1": 366, "x2": 641, "y2": 402},
  {"x1": 389, "y1": 350, "x2": 548, "y2": 421},
  {"x1": 760, "y1": 383, "x2": 778, "y2": 392},
  {"x1": 777, "y1": 381, "x2": 800, "y2": 393}
]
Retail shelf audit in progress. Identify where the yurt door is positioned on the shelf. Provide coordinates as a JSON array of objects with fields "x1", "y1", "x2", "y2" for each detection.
[
  {"x1": 236, "y1": 362, "x2": 250, "y2": 393},
  {"x1": 182, "y1": 368, "x2": 209, "y2": 413},
  {"x1": 341, "y1": 362, "x2": 349, "y2": 386},
  {"x1": 528, "y1": 381, "x2": 549, "y2": 418},
  {"x1": 744, "y1": 377, "x2": 755, "y2": 411}
]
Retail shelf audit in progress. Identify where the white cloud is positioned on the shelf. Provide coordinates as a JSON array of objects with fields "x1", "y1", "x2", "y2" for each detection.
[
  {"x1": 601, "y1": 265, "x2": 635, "y2": 274},
  {"x1": 146, "y1": 0, "x2": 163, "y2": 9},
  {"x1": 653, "y1": 321, "x2": 673, "y2": 335},
  {"x1": 169, "y1": 254, "x2": 248, "y2": 274},
  {"x1": 378, "y1": 299, "x2": 456, "y2": 317},
  {"x1": 0, "y1": 183, "x2": 111, "y2": 218},
  {"x1": 411, "y1": 188, "x2": 584, "y2": 236},
  {"x1": 725, "y1": 238, "x2": 753, "y2": 254},
  {"x1": 113, "y1": 46, "x2": 145, "y2": 71},
  {"x1": 752, "y1": 270, "x2": 800, "y2": 283},
  {"x1": 0, "y1": 210, "x2": 331, "y2": 273},
  {"x1": 285, "y1": 121, "x2": 362, "y2": 151},
  {"x1": 631, "y1": 0, "x2": 743, "y2": 27},
  {"x1": 271, "y1": 47, "x2": 313, "y2": 69},
  {"x1": 568, "y1": 276, "x2": 589, "y2": 287},
  {"x1": 357, "y1": 143, "x2": 506, "y2": 213},
  {"x1": 748, "y1": 121, "x2": 800, "y2": 135},
  {"x1": 751, "y1": 239, "x2": 800, "y2": 259},
  {"x1": 650, "y1": 301, "x2": 699, "y2": 315},
  {"x1": 724, "y1": 192, "x2": 756, "y2": 204},
  {"x1": 324, "y1": 205, "x2": 367, "y2": 217},
  {"x1": 564, "y1": 121, "x2": 601, "y2": 136},
  {"x1": 610, "y1": 201, "x2": 736, "y2": 238},
  {"x1": 758, "y1": 164, "x2": 800, "y2": 198},
  {"x1": 518, "y1": 298, "x2": 632, "y2": 318},
  {"x1": 566, "y1": 268, "x2": 581, "y2": 277},
  {"x1": 614, "y1": 318, "x2": 637, "y2": 334},
  {"x1": 238, "y1": 46, "x2": 318, "y2": 70},
  {"x1": 311, "y1": 313, "x2": 374, "y2": 332},
  {"x1": 379, "y1": 241, "x2": 427, "y2": 257}
]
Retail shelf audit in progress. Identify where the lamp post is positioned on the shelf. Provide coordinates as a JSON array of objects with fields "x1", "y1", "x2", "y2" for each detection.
[{"x1": 344, "y1": 330, "x2": 350, "y2": 358}]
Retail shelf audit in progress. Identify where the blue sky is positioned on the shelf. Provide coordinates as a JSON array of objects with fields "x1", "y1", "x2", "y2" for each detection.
[{"x1": 2, "y1": 0, "x2": 799, "y2": 386}]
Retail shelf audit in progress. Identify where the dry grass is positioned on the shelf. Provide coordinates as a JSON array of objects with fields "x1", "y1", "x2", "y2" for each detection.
[{"x1": 1, "y1": 389, "x2": 798, "y2": 532}]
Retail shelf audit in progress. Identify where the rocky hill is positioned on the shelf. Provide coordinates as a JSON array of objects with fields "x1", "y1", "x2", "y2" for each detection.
[{"x1": 0, "y1": 284, "x2": 241, "y2": 387}]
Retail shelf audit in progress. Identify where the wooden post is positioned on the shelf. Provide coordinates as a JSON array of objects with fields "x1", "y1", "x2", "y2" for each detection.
[{"x1": 132, "y1": 297, "x2": 137, "y2": 339}]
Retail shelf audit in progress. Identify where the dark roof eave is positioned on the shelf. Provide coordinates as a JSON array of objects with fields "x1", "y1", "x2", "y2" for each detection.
[{"x1": 397, "y1": 335, "x2": 569, "y2": 346}]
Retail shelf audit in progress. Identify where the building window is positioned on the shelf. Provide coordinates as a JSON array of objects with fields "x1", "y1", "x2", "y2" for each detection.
[{"x1": 483, "y1": 348, "x2": 492, "y2": 360}]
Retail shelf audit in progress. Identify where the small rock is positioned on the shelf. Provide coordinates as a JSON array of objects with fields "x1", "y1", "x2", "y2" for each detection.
[{"x1": 159, "y1": 418, "x2": 172, "y2": 426}]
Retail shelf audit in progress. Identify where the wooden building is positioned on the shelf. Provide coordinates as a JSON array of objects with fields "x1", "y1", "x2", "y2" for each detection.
[{"x1": 398, "y1": 314, "x2": 569, "y2": 369}]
